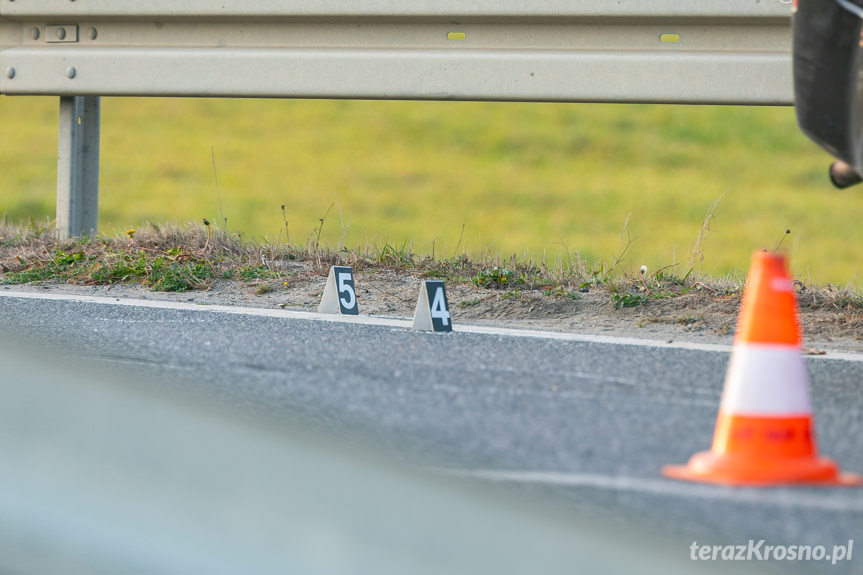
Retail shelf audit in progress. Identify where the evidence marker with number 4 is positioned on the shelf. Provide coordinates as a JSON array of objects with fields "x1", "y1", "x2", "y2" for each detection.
[
  {"x1": 412, "y1": 281, "x2": 452, "y2": 332},
  {"x1": 318, "y1": 266, "x2": 359, "y2": 315}
]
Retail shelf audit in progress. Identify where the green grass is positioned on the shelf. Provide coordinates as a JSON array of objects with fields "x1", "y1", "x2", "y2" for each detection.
[
  {"x1": 2, "y1": 238, "x2": 215, "y2": 292},
  {"x1": 611, "y1": 293, "x2": 649, "y2": 309},
  {"x1": 1, "y1": 95, "x2": 858, "y2": 285}
]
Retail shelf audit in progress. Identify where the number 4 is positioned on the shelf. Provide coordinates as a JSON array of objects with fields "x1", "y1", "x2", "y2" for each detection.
[
  {"x1": 412, "y1": 281, "x2": 452, "y2": 332},
  {"x1": 430, "y1": 286, "x2": 450, "y2": 326}
]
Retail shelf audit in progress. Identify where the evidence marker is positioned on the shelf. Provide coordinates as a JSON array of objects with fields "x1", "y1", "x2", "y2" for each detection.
[
  {"x1": 412, "y1": 281, "x2": 452, "y2": 332},
  {"x1": 318, "y1": 266, "x2": 359, "y2": 315}
]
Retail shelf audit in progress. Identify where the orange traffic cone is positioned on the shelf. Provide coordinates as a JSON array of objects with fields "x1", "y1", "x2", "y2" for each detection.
[{"x1": 663, "y1": 250, "x2": 862, "y2": 486}]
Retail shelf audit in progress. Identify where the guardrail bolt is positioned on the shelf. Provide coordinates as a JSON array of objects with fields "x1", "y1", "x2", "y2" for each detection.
[
  {"x1": 31, "y1": 28, "x2": 40, "y2": 40},
  {"x1": 56, "y1": 27, "x2": 67, "y2": 41},
  {"x1": 66, "y1": 66, "x2": 77, "y2": 79},
  {"x1": 5, "y1": 67, "x2": 15, "y2": 80},
  {"x1": 89, "y1": 28, "x2": 98, "y2": 40}
]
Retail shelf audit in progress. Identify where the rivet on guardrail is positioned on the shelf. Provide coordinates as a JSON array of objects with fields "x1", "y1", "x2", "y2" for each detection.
[
  {"x1": 56, "y1": 27, "x2": 67, "y2": 41},
  {"x1": 66, "y1": 67, "x2": 77, "y2": 79},
  {"x1": 5, "y1": 67, "x2": 15, "y2": 80},
  {"x1": 31, "y1": 28, "x2": 40, "y2": 40},
  {"x1": 89, "y1": 28, "x2": 98, "y2": 40}
]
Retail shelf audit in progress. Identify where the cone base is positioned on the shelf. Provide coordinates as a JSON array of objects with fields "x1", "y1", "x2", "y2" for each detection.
[{"x1": 663, "y1": 450, "x2": 863, "y2": 487}]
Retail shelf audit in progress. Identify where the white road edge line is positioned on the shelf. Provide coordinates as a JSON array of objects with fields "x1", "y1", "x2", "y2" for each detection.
[
  {"x1": 438, "y1": 469, "x2": 863, "y2": 512},
  {"x1": 3, "y1": 290, "x2": 863, "y2": 361}
]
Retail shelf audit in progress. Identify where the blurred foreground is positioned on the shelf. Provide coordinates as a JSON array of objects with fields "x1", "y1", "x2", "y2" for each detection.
[{"x1": 0, "y1": 336, "x2": 718, "y2": 574}]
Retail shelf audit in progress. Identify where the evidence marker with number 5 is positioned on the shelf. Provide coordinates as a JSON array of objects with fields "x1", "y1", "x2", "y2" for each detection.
[
  {"x1": 412, "y1": 281, "x2": 452, "y2": 332},
  {"x1": 318, "y1": 266, "x2": 359, "y2": 315}
]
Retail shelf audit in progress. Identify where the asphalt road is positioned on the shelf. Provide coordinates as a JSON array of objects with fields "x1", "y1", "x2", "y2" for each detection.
[{"x1": 1, "y1": 290, "x2": 862, "y2": 574}]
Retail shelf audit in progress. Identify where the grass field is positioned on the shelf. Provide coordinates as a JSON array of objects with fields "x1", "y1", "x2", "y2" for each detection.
[{"x1": 1, "y1": 95, "x2": 860, "y2": 286}]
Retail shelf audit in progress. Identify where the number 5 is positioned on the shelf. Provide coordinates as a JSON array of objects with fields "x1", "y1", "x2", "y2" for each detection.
[
  {"x1": 338, "y1": 272, "x2": 356, "y2": 310},
  {"x1": 318, "y1": 266, "x2": 359, "y2": 315}
]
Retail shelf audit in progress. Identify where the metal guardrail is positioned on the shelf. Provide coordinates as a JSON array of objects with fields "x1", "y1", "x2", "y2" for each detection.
[
  {"x1": 1, "y1": 1, "x2": 792, "y2": 103},
  {"x1": 0, "y1": 1, "x2": 794, "y2": 236}
]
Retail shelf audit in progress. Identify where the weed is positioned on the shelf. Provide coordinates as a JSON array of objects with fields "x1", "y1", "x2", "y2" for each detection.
[
  {"x1": 52, "y1": 249, "x2": 88, "y2": 267},
  {"x1": 376, "y1": 239, "x2": 413, "y2": 267},
  {"x1": 653, "y1": 268, "x2": 687, "y2": 286},
  {"x1": 474, "y1": 267, "x2": 522, "y2": 288},
  {"x1": 458, "y1": 298, "x2": 482, "y2": 308},
  {"x1": 254, "y1": 283, "x2": 274, "y2": 295},
  {"x1": 452, "y1": 223, "x2": 466, "y2": 258},
  {"x1": 611, "y1": 292, "x2": 648, "y2": 309},
  {"x1": 151, "y1": 260, "x2": 213, "y2": 292},
  {"x1": 3, "y1": 267, "x2": 56, "y2": 284},
  {"x1": 202, "y1": 218, "x2": 212, "y2": 252},
  {"x1": 280, "y1": 204, "x2": 290, "y2": 244},
  {"x1": 544, "y1": 286, "x2": 582, "y2": 300},
  {"x1": 2, "y1": 248, "x2": 89, "y2": 284},
  {"x1": 832, "y1": 293, "x2": 863, "y2": 310},
  {"x1": 84, "y1": 248, "x2": 214, "y2": 292},
  {"x1": 502, "y1": 289, "x2": 523, "y2": 301},
  {"x1": 236, "y1": 265, "x2": 278, "y2": 281},
  {"x1": 690, "y1": 195, "x2": 722, "y2": 270},
  {"x1": 310, "y1": 202, "x2": 334, "y2": 254}
]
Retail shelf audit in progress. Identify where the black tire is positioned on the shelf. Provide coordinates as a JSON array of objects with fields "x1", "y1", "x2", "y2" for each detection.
[{"x1": 793, "y1": 0, "x2": 863, "y2": 173}]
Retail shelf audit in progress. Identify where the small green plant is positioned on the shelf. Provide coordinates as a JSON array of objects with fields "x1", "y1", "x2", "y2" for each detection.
[
  {"x1": 53, "y1": 250, "x2": 87, "y2": 267},
  {"x1": 2, "y1": 248, "x2": 89, "y2": 284},
  {"x1": 832, "y1": 293, "x2": 863, "y2": 310},
  {"x1": 543, "y1": 286, "x2": 582, "y2": 300},
  {"x1": 502, "y1": 288, "x2": 523, "y2": 301},
  {"x1": 254, "y1": 282, "x2": 274, "y2": 295},
  {"x1": 653, "y1": 269, "x2": 687, "y2": 286},
  {"x1": 151, "y1": 260, "x2": 213, "y2": 292},
  {"x1": 474, "y1": 267, "x2": 522, "y2": 288},
  {"x1": 458, "y1": 298, "x2": 482, "y2": 308},
  {"x1": 235, "y1": 265, "x2": 278, "y2": 281},
  {"x1": 375, "y1": 239, "x2": 413, "y2": 267},
  {"x1": 611, "y1": 292, "x2": 648, "y2": 309},
  {"x1": 3, "y1": 267, "x2": 56, "y2": 284}
]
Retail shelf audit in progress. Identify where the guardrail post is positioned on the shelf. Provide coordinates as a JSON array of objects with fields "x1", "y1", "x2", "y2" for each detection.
[{"x1": 57, "y1": 96, "x2": 100, "y2": 239}]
